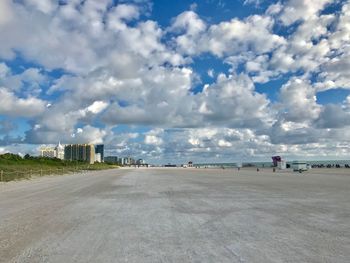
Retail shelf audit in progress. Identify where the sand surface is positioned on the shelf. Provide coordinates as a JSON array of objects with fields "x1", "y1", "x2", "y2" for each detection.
[{"x1": 0, "y1": 168, "x2": 349, "y2": 263}]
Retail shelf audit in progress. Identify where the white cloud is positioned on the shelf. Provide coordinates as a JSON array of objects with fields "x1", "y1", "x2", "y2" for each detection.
[
  {"x1": 86, "y1": 101, "x2": 109, "y2": 114},
  {"x1": 23, "y1": 0, "x2": 57, "y2": 14},
  {"x1": 144, "y1": 129, "x2": 164, "y2": 146},
  {"x1": 170, "y1": 10, "x2": 206, "y2": 35},
  {"x1": 207, "y1": 69, "x2": 214, "y2": 78},
  {"x1": 195, "y1": 73, "x2": 272, "y2": 127},
  {"x1": 279, "y1": 78, "x2": 321, "y2": 122},
  {"x1": 266, "y1": 2, "x2": 283, "y2": 15},
  {"x1": 170, "y1": 11, "x2": 207, "y2": 55},
  {"x1": 314, "y1": 104, "x2": 350, "y2": 128},
  {"x1": 107, "y1": 4, "x2": 140, "y2": 30},
  {"x1": 74, "y1": 125, "x2": 106, "y2": 144},
  {"x1": 144, "y1": 135, "x2": 163, "y2": 146},
  {"x1": 0, "y1": 63, "x2": 47, "y2": 95},
  {"x1": 0, "y1": 88, "x2": 46, "y2": 117},
  {"x1": 172, "y1": 13, "x2": 285, "y2": 57},
  {"x1": 280, "y1": 0, "x2": 333, "y2": 26},
  {"x1": 218, "y1": 139, "x2": 232, "y2": 147},
  {"x1": 0, "y1": 62, "x2": 10, "y2": 78},
  {"x1": 0, "y1": 0, "x2": 14, "y2": 25}
]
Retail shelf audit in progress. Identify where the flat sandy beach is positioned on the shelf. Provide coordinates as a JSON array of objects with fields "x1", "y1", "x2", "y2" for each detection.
[{"x1": 0, "y1": 168, "x2": 349, "y2": 262}]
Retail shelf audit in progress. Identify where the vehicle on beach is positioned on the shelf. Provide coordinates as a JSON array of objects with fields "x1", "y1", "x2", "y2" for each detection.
[{"x1": 292, "y1": 161, "x2": 308, "y2": 172}]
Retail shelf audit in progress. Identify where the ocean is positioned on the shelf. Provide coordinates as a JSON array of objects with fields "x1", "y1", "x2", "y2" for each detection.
[{"x1": 195, "y1": 160, "x2": 350, "y2": 168}]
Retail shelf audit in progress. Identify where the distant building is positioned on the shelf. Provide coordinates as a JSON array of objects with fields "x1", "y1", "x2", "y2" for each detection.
[
  {"x1": 40, "y1": 147, "x2": 56, "y2": 158},
  {"x1": 277, "y1": 160, "x2": 286, "y2": 170},
  {"x1": 122, "y1": 157, "x2": 135, "y2": 165},
  {"x1": 95, "y1": 145, "x2": 104, "y2": 162},
  {"x1": 95, "y1": 153, "x2": 101, "y2": 163},
  {"x1": 272, "y1": 156, "x2": 282, "y2": 167},
  {"x1": 64, "y1": 144, "x2": 95, "y2": 164},
  {"x1": 105, "y1": 156, "x2": 118, "y2": 164},
  {"x1": 188, "y1": 161, "x2": 193, "y2": 167},
  {"x1": 40, "y1": 142, "x2": 65, "y2": 159},
  {"x1": 55, "y1": 142, "x2": 64, "y2": 160},
  {"x1": 125, "y1": 157, "x2": 135, "y2": 165},
  {"x1": 136, "y1": 159, "x2": 145, "y2": 165},
  {"x1": 119, "y1": 157, "x2": 125, "y2": 165},
  {"x1": 272, "y1": 155, "x2": 286, "y2": 170}
]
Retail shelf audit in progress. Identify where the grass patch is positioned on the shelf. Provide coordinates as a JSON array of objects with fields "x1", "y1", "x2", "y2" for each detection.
[{"x1": 0, "y1": 153, "x2": 118, "y2": 182}]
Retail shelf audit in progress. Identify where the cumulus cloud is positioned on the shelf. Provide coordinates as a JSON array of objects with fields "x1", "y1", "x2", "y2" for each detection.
[
  {"x1": 24, "y1": 124, "x2": 107, "y2": 145},
  {"x1": 145, "y1": 134, "x2": 163, "y2": 146},
  {"x1": 172, "y1": 12, "x2": 285, "y2": 57},
  {"x1": 23, "y1": 0, "x2": 57, "y2": 14},
  {"x1": 314, "y1": 104, "x2": 350, "y2": 128},
  {"x1": 195, "y1": 73, "x2": 272, "y2": 127},
  {"x1": 0, "y1": 88, "x2": 46, "y2": 117},
  {"x1": 73, "y1": 125, "x2": 107, "y2": 145},
  {"x1": 279, "y1": 0, "x2": 333, "y2": 26},
  {"x1": 205, "y1": 15, "x2": 285, "y2": 57},
  {"x1": 86, "y1": 101, "x2": 109, "y2": 114},
  {"x1": 0, "y1": 63, "x2": 48, "y2": 97},
  {"x1": 279, "y1": 78, "x2": 321, "y2": 122},
  {"x1": 0, "y1": 0, "x2": 14, "y2": 26},
  {"x1": 170, "y1": 10, "x2": 206, "y2": 35}
]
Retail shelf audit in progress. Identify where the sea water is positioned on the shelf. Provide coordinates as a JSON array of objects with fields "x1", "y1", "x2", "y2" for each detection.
[
  {"x1": 195, "y1": 160, "x2": 350, "y2": 168},
  {"x1": 248, "y1": 160, "x2": 350, "y2": 168}
]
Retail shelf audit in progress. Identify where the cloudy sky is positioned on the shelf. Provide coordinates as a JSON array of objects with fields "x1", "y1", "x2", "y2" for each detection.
[{"x1": 0, "y1": 0, "x2": 350, "y2": 163}]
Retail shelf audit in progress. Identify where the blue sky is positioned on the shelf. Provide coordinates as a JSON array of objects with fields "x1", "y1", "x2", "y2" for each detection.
[{"x1": 0, "y1": 0, "x2": 350, "y2": 163}]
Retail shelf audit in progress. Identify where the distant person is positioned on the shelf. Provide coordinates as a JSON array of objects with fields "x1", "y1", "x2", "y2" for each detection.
[{"x1": 257, "y1": 168, "x2": 259, "y2": 172}]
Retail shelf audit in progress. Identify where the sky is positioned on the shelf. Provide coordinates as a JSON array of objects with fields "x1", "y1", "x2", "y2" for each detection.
[{"x1": 0, "y1": 0, "x2": 350, "y2": 164}]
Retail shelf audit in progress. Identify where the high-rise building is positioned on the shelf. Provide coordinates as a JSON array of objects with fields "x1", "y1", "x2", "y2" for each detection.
[
  {"x1": 119, "y1": 157, "x2": 125, "y2": 165},
  {"x1": 136, "y1": 159, "x2": 145, "y2": 165},
  {"x1": 40, "y1": 147, "x2": 56, "y2": 158},
  {"x1": 124, "y1": 157, "x2": 130, "y2": 165},
  {"x1": 95, "y1": 144, "x2": 104, "y2": 162},
  {"x1": 95, "y1": 153, "x2": 101, "y2": 163},
  {"x1": 39, "y1": 142, "x2": 65, "y2": 159},
  {"x1": 64, "y1": 144, "x2": 95, "y2": 164},
  {"x1": 55, "y1": 142, "x2": 65, "y2": 160}
]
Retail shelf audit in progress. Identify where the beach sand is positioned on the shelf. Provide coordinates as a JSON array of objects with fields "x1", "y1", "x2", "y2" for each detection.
[{"x1": 0, "y1": 168, "x2": 349, "y2": 262}]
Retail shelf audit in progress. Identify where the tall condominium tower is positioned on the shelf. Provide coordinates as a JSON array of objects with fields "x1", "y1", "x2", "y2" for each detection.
[{"x1": 64, "y1": 144, "x2": 95, "y2": 164}]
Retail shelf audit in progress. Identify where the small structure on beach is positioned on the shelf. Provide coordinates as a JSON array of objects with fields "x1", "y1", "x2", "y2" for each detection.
[
  {"x1": 277, "y1": 160, "x2": 287, "y2": 170},
  {"x1": 292, "y1": 161, "x2": 308, "y2": 172},
  {"x1": 272, "y1": 156, "x2": 281, "y2": 166},
  {"x1": 272, "y1": 156, "x2": 286, "y2": 169}
]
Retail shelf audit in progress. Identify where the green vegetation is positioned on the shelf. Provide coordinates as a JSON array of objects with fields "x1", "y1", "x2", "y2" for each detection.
[{"x1": 0, "y1": 153, "x2": 118, "y2": 182}]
